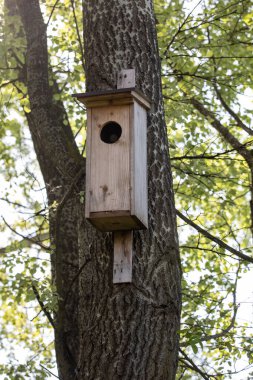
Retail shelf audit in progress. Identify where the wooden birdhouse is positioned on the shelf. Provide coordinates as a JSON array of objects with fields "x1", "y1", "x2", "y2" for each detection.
[
  {"x1": 73, "y1": 70, "x2": 150, "y2": 283},
  {"x1": 74, "y1": 79, "x2": 150, "y2": 233}
]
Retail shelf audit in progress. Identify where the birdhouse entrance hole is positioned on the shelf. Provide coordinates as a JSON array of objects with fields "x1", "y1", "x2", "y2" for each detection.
[{"x1": 100, "y1": 121, "x2": 122, "y2": 144}]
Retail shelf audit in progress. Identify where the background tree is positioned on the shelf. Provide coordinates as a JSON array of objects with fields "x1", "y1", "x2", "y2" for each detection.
[{"x1": 1, "y1": 0, "x2": 253, "y2": 379}]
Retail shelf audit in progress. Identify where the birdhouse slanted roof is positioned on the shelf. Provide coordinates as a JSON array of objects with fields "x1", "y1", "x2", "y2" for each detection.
[{"x1": 73, "y1": 88, "x2": 151, "y2": 110}]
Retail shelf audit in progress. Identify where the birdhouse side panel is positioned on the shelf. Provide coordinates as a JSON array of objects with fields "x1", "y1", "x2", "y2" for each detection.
[
  {"x1": 131, "y1": 102, "x2": 148, "y2": 228},
  {"x1": 88, "y1": 105, "x2": 131, "y2": 214},
  {"x1": 85, "y1": 108, "x2": 92, "y2": 219}
]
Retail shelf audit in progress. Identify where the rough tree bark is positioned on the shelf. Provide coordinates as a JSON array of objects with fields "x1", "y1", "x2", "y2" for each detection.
[{"x1": 7, "y1": 0, "x2": 181, "y2": 379}]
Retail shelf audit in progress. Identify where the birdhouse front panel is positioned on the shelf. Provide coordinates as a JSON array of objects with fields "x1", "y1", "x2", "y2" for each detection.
[{"x1": 89, "y1": 105, "x2": 130, "y2": 213}]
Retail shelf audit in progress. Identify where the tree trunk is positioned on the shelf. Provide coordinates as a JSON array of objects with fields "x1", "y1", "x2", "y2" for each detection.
[{"x1": 9, "y1": 0, "x2": 181, "y2": 379}]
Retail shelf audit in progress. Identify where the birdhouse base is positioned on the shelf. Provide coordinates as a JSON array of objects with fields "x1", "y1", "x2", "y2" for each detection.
[{"x1": 88, "y1": 211, "x2": 147, "y2": 232}]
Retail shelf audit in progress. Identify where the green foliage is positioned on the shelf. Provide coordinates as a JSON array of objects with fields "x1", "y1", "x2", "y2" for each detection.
[{"x1": 155, "y1": 0, "x2": 253, "y2": 377}]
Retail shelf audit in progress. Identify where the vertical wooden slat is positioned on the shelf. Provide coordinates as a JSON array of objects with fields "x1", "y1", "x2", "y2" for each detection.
[
  {"x1": 117, "y1": 69, "x2": 136, "y2": 89},
  {"x1": 85, "y1": 108, "x2": 92, "y2": 218},
  {"x1": 132, "y1": 101, "x2": 148, "y2": 227},
  {"x1": 113, "y1": 231, "x2": 133, "y2": 283}
]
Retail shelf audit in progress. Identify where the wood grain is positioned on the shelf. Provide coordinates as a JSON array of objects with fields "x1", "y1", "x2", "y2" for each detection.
[
  {"x1": 85, "y1": 99, "x2": 149, "y2": 230},
  {"x1": 117, "y1": 69, "x2": 136, "y2": 89},
  {"x1": 113, "y1": 231, "x2": 133, "y2": 283},
  {"x1": 131, "y1": 101, "x2": 148, "y2": 227},
  {"x1": 85, "y1": 108, "x2": 92, "y2": 218},
  {"x1": 74, "y1": 89, "x2": 151, "y2": 110},
  {"x1": 89, "y1": 105, "x2": 130, "y2": 213}
]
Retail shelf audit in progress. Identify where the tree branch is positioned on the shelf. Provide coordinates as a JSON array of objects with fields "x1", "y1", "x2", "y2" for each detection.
[
  {"x1": 0, "y1": 78, "x2": 19, "y2": 89},
  {"x1": 179, "y1": 349, "x2": 211, "y2": 380},
  {"x1": 40, "y1": 364, "x2": 59, "y2": 379},
  {"x1": 46, "y1": 0, "x2": 61, "y2": 27},
  {"x1": 0, "y1": 232, "x2": 49, "y2": 255},
  {"x1": 31, "y1": 282, "x2": 55, "y2": 329},
  {"x1": 70, "y1": 0, "x2": 85, "y2": 73},
  {"x1": 182, "y1": 96, "x2": 253, "y2": 166},
  {"x1": 14, "y1": 0, "x2": 82, "y2": 180},
  {"x1": 176, "y1": 210, "x2": 253, "y2": 263},
  {"x1": 163, "y1": 0, "x2": 202, "y2": 57},
  {"x1": 213, "y1": 83, "x2": 253, "y2": 136},
  {"x1": 171, "y1": 142, "x2": 253, "y2": 161},
  {"x1": 0, "y1": 197, "x2": 31, "y2": 209},
  {"x1": 182, "y1": 265, "x2": 239, "y2": 346},
  {"x1": 2, "y1": 217, "x2": 50, "y2": 251}
]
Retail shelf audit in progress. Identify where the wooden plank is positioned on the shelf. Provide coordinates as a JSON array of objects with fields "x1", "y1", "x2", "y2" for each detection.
[
  {"x1": 89, "y1": 105, "x2": 131, "y2": 213},
  {"x1": 129, "y1": 103, "x2": 135, "y2": 219},
  {"x1": 83, "y1": 98, "x2": 134, "y2": 108},
  {"x1": 132, "y1": 101, "x2": 148, "y2": 228},
  {"x1": 131, "y1": 90, "x2": 151, "y2": 110},
  {"x1": 73, "y1": 88, "x2": 136, "y2": 98},
  {"x1": 117, "y1": 69, "x2": 136, "y2": 89},
  {"x1": 90, "y1": 210, "x2": 130, "y2": 218},
  {"x1": 73, "y1": 89, "x2": 151, "y2": 110},
  {"x1": 85, "y1": 108, "x2": 92, "y2": 218},
  {"x1": 113, "y1": 231, "x2": 133, "y2": 283}
]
